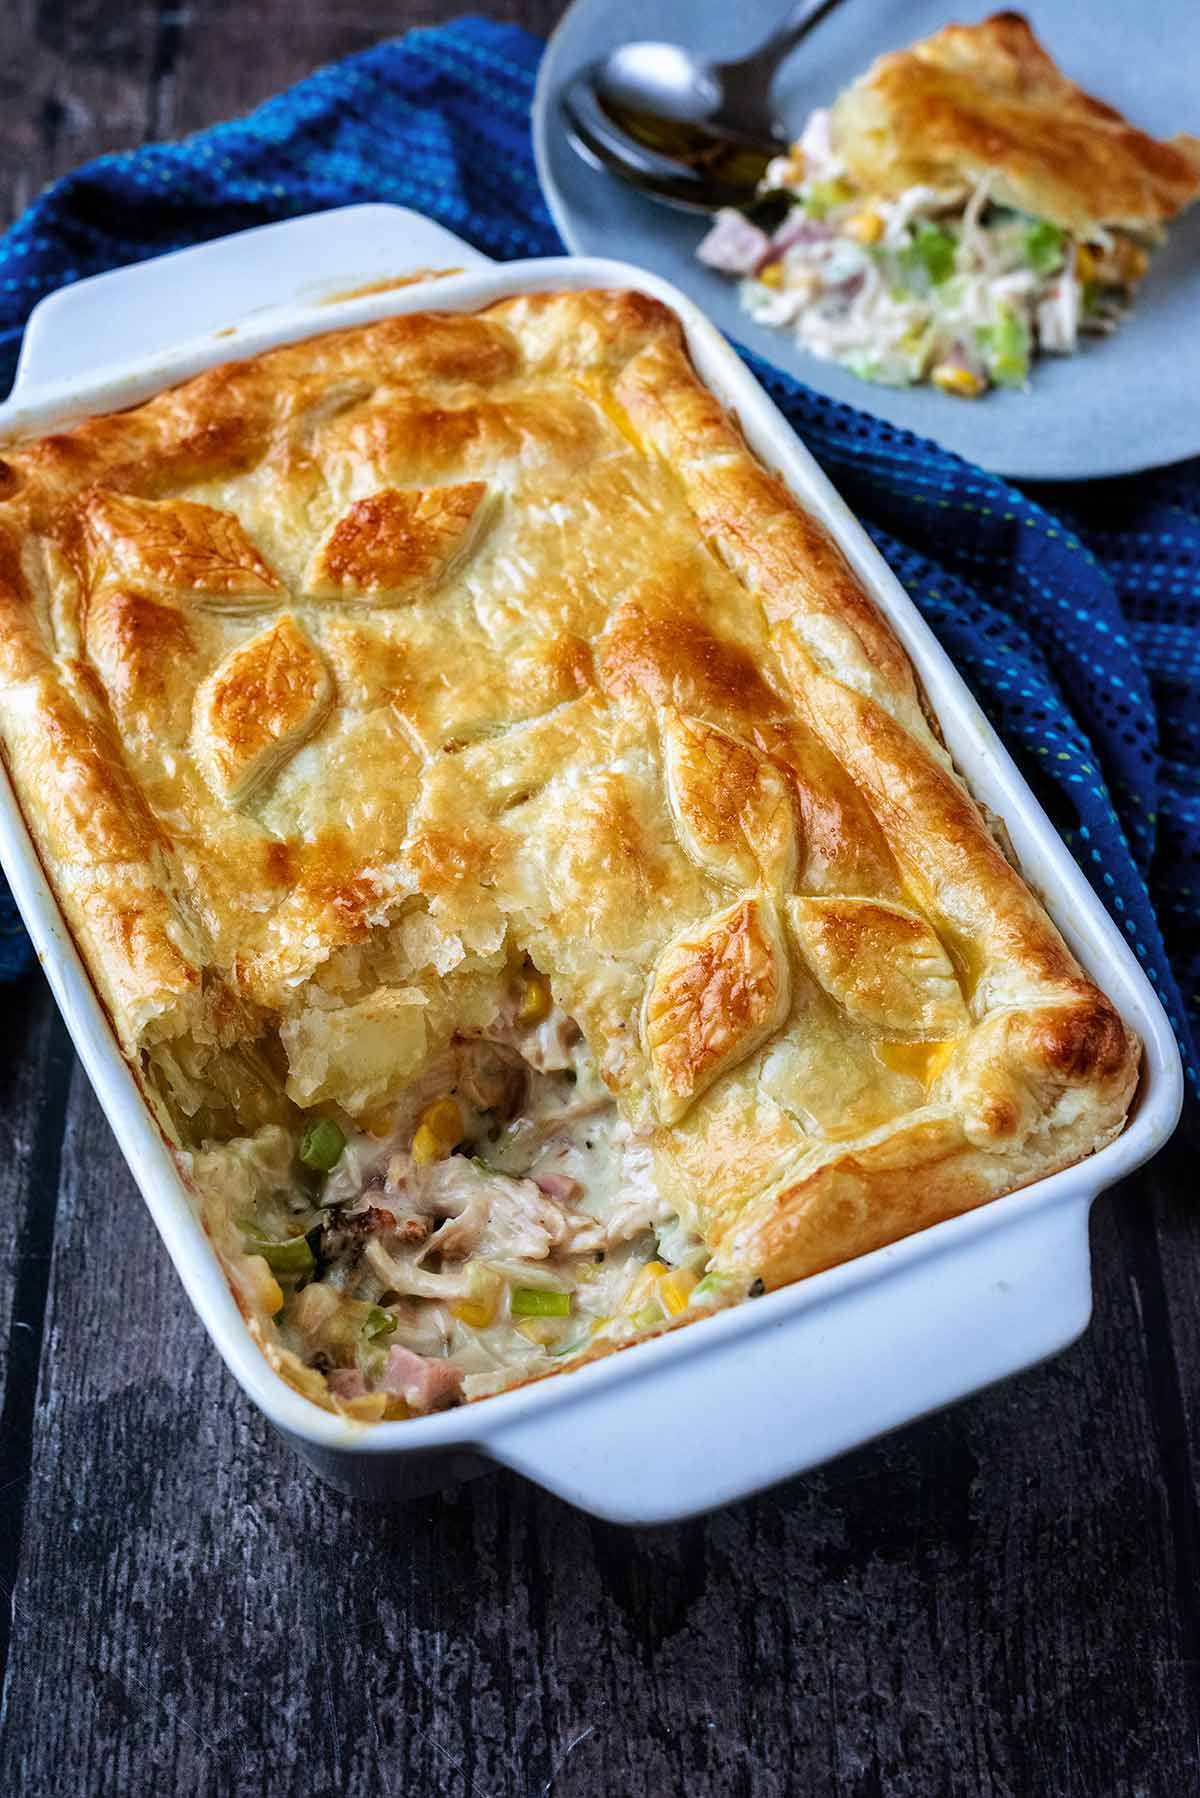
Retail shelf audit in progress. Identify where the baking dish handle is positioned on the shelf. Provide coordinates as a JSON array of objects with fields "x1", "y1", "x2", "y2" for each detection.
[
  {"x1": 480, "y1": 1192, "x2": 1096, "y2": 1525},
  {"x1": 8, "y1": 204, "x2": 491, "y2": 401}
]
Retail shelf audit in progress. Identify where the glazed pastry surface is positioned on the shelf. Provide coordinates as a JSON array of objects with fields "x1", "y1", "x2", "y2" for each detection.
[
  {"x1": 831, "y1": 11, "x2": 1200, "y2": 236},
  {"x1": 0, "y1": 287, "x2": 1138, "y2": 1311}
]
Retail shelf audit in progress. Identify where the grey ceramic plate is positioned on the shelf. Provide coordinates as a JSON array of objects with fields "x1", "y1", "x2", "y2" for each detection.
[{"x1": 533, "y1": 0, "x2": 1200, "y2": 480}]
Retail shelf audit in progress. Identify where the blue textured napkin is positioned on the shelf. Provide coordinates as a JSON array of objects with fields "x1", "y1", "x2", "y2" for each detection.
[{"x1": 0, "y1": 17, "x2": 1195, "y2": 1101}]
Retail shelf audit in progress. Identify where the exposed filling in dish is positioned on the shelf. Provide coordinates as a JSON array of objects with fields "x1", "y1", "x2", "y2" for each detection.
[
  {"x1": 193, "y1": 963, "x2": 728, "y2": 1423},
  {"x1": 698, "y1": 109, "x2": 1153, "y2": 397}
]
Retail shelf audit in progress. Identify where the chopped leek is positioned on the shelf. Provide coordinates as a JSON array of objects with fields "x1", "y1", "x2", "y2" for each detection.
[
  {"x1": 511, "y1": 1287, "x2": 571, "y2": 1319},
  {"x1": 843, "y1": 351, "x2": 915, "y2": 390},
  {"x1": 239, "y1": 1220, "x2": 315, "y2": 1281},
  {"x1": 362, "y1": 1305, "x2": 397, "y2": 1342},
  {"x1": 1023, "y1": 218, "x2": 1066, "y2": 277},
  {"x1": 319, "y1": 1298, "x2": 384, "y2": 1365},
  {"x1": 516, "y1": 1318, "x2": 561, "y2": 1347},
  {"x1": 976, "y1": 309, "x2": 1031, "y2": 386},
  {"x1": 299, "y1": 1116, "x2": 346, "y2": 1173},
  {"x1": 899, "y1": 221, "x2": 957, "y2": 288},
  {"x1": 356, "y1": 1304, "x2": 398, "y2": 1376},
  {"x1": 689, "y1": 1272, "x2": 730, "y2": 1308},
  {"x1": 803, "y1": 177, "x2": 855, "y2": 219}
]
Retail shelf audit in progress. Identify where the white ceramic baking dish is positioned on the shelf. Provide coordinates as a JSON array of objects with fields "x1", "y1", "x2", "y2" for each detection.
[{"x1": 0, "y1": 205, "x2": 1182, "y2": 1524}]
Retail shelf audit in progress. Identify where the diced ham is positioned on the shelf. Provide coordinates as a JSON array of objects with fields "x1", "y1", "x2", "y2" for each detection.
[
  {"x1": 696, "y1": 209, "x2": 771, "y2": 275},
  {"x1": 327, "y1": 1368, "x2": 368, "y2": 1400},
  {"x1": 380, "y1": 1344, "x2": 463, "y2": 1413},
  {"x1": 532, "y1": 1170, "x2": 583, "y2": 1204},
  {"x1": 769, "y1": 215, "x2": 832, "y2": 256}
]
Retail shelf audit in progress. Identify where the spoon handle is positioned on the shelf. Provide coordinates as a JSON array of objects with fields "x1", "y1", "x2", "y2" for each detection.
[{"x1": 717, "y1": 0, "x2": 844, "y2": 82}]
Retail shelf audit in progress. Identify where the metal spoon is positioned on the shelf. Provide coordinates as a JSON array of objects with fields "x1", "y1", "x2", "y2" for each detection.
[
  {"x1": 560, "y1": 0, "x2": 843, "y2": 212},
  {"x1": 596, "y1": 0, "x2": 843, "y2": 140}
]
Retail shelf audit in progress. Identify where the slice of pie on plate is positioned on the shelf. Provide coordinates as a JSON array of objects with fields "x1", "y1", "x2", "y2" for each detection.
[{"x1": 698, "y1": 12, "x2": 1200, "y2": 396}]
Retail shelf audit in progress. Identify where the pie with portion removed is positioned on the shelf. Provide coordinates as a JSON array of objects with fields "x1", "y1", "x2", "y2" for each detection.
[{"x1": 0, "y1": 288, "x2": 1139, "y2": 1420}]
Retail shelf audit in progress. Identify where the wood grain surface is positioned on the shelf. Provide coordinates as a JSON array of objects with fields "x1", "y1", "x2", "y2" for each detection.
[{"x1": 0, "y1": 6, "x2": 1197, "y2": 1795}]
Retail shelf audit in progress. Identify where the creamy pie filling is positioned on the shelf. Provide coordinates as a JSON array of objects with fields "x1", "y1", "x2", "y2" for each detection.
[
  {"x1": 697, "y1": 108, "x2": 1152, "y2": 397},
  {"x1": 200, "y1": 968, "x2": 727, "y2": 1421}
]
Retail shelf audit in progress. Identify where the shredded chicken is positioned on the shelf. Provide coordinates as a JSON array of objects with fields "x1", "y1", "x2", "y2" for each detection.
[
  {"x1": 379, "y1": 1343, "x2": 463, "y2": 1413},
  {"x1": 1036, "y1": 273, "x2": 1081, "y2": 352}
]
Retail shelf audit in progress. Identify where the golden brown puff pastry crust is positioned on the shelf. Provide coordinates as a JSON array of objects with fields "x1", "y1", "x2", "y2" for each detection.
[
  {"x1": 0, "y1": 288, "x2": 1138, "y2": 1296},
  {"x1": 830, "y1": 11, "x2": 1200, "y2": 236}
]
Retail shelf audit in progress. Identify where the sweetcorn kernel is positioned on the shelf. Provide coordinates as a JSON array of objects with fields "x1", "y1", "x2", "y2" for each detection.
[
  {"x1": 843, "y1": 208, "x2": 884, "y2": 244},
  {"x1": 658, "y1": 1267, "x2": 699, "y2": 1316},
  {"x1": 757, "y1": 261, "x2": 785, "y2": 290},
  {"x1": 516, "y1": 1318, "x2": 562, "y2": 1347},
  {"x1": 622, "y1": 1259, "x2": 670, "y2": 1317},
  {"x1": 410, "y1": 1123, "x2": 443, "y2": 1166},
  {"x1": 1122, "y1": 242, "x2": 1149, "y2": 282},
  {"x1": 243, "y1": 1252, "x2": 284, "y2": 1317},
  {"x1": 452, "y1": 1297, "x2": 493, "y2": 1329},
  {"x1": 451, "y1": 1270, "x2": 503, "y2": 1330},
  {"x1": 516, "y1": 973, "x2": 552, "y2": 1025},
  {"x1": 931, "y1": 362, "x2": 986, "y2": 398},
  {"x1": 1075, "y1": 243, "x2": 1098, "y2": 283},
  {"x1": 261, "y1": 1269, "x2": 285, "y2": 1317},
  {"x1": 418, "y1": 1095, "x2": 462, "y2": 1146}
]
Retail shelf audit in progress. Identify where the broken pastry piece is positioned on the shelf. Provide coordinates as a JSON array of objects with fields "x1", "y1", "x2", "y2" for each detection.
[
  {"x1": 697, "y1": 12, "x2": 1200, "y2": 394},
  {"x1": 0, "y1": 289, "x2": 1138, "y2": 1422}
]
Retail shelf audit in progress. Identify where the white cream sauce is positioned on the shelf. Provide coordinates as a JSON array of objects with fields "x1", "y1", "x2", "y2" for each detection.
[
  {"x1": 274, "y1": 1000, "x2": 706, "y2": 1407},
  {"x1": 697, "y1": 119, "x2": 1138, "y2": 394}
]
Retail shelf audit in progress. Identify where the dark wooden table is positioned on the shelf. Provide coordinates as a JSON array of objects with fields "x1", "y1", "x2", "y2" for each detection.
[{"x1": 0, "y1": 6, "x2": 1197, "y2": 1794}]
